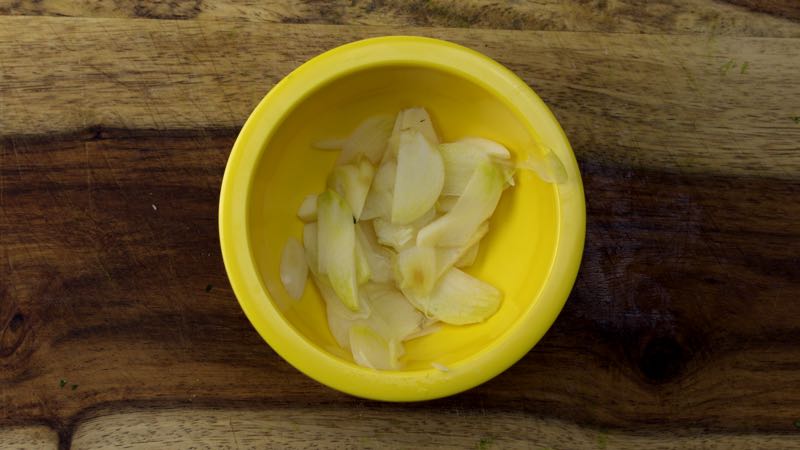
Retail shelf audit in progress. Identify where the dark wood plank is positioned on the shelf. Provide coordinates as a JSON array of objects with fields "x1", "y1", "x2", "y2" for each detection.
[
  {"x1": 3, "y1": 129, "x2": 799, "y2": 439},
  {"x1": 724, "y1": 0, "x2": 800, "y2": 20},
  {"x1": 0, "y1": 0, "x2": 798, "y2": 37}
]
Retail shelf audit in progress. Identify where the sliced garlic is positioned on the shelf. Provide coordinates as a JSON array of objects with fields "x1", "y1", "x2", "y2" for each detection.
[
  {"x1": 354, "y1": 231, "x2": 372, "y2": 285},
  {"x1": 373, "y1": 207, "x2": 436, "y2": 252},
  {"x1": 435, "y1": 221, "x2": 489, "y2": 277},
  {"x1": 435, "y1": 196, "x2": 458, "y2": 213},
  {"x1": 406, "y1": 268, "x2": 501, "y2": 325},
  {"x1": 327, "y1": 157, "x2": 375, "y2": 221},
  {"x1": 392, "y1": 130, "x2": 445, "y2": 225},
  {"x1": 317, "y1": 190, "x2": 359, "y2": 310},
  {"x1": 302, "y1": 222, "x2": 319, "y2": 276},
  {"x1": 319, "y1": 277, "x2": 371, "y2": 349},
  {"x1": 395, "y1": 246, "x2": 438, "y2": 298},
  {"x1": 338, "y1": 114, "x2": 395, "y2": 165},
  {"x1": 326, "y1": 305, "x2": 354, "y2": 349},
  {"x1": 355, "y1": 222, "x2": 394, "y2": 283},
  {"x1": 440, "y1": 142, "x2": 490, "y2": 196},
  {"x1": 383, "y1": 107, "x2": 439, "y2": 163},
  {"x1": 417, "y1": 161, "x2": 504, "y2": 248},
  {"x1": 455, "y1": 241, "x2": 480, "y2": 268},
  {"x1": 296, "y1": 194, "x2": 318, "y2": 222},
  {"x1": 363, "y1": 283, "x2": 424, "y2": 341},
  {"x1": 517, "y1": 147, "x2": 568, "y2": 184},
  {"x1": 349, "y1": 324, "x2": 402, "y2": 370},
  {"x1": 316, "y1": 277, "x2": 370, "y2": 320},
  {"x1": 455, "y1": 137, "x2": 511, "y2": 159},
  {"x1": 404, "y1": 320, "x2": 441, "y2": 340},
  {"x1": 360, "y1": 159, "x2": 396, "y2": 221},
  {"x1": 401, "y1": 107, "x2": 439, "y2": 145},
  {"x1": 280, "y1": 237, "x2": 308, "y2": 300},
  {"x1": 296, "y1": 108, "x2": 516, "y2": 370},
  {"x1": 372, "y1": 218, "x2": 414, "y2": 250}
]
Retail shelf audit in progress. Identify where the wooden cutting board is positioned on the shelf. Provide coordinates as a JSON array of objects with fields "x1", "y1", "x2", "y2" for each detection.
[{"x1": 1, "y1": 1, "x2": 799, "y2": 449}]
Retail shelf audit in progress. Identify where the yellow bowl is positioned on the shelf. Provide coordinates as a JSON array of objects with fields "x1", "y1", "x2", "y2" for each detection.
[{"x1": 219, "y1": 36, "x2": 585, "y2": 401}]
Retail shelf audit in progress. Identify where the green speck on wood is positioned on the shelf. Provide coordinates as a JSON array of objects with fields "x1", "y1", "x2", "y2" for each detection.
[
  {"x1": 794, "y1": 419, "x2": 800, "y2": 429},
  {"x1": 740, "y1": 61, "x2": 749, "y2": 74},
  {"x1": 597, "y1": 430, "x2": 608, "y2": 449},
  {"x1": 205, "y1": 284, "x2": 213, "y2": 293},
  {"x1": 721, "y1": 59, "x2": 736, "y2": 75},
  {"x1": 71, "y1": 384, "x2": 78, "y2": 390},
  {"x1": 477, "y1": 436, "x2": 493, "y2": 449},
  {"x1": 791, "y1": 117, "x2": 800, "y2": 124},
  {"x1": 59, "y1": 379, "x2": 67, "y2": 388}
]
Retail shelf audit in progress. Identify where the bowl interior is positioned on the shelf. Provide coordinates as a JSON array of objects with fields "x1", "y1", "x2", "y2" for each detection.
[{"x1": 247, "y1": 64, "x2": 559, "y2": 371}]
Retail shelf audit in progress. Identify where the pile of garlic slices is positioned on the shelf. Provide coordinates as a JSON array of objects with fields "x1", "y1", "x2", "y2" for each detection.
[{"x1": 280, "y1": 107, "x2": 517, "y2": 370}]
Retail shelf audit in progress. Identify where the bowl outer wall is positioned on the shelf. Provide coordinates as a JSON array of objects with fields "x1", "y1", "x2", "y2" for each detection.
[{"x1": 219, "y1": 36, "x2": 586, "y2": 401}]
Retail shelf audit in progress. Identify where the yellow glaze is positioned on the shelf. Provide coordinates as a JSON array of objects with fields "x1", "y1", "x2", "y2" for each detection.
[{"x1": 219, "y1": 36, "x2": 585, "y2": 401}]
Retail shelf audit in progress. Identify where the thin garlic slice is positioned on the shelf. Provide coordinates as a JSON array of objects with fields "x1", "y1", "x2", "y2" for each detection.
[
  {"x1": 518, "y1": 147, "x2": 568, "y2": 184},
  {"x1": 354, "y1": 232, "x2": 372, "y2": 284},
  {"x1": 417, "y1": 161, "x2": 504, "y2": 248},
  {"x1": 372, "y1": 218, "x2": 415, "y2": 250},
  {"x1": 327, "y1": 157, "x2": 375, "y2": 220},
  {"x1": 318, "y1": 277, "x2": 371, "y2": 349},
  {"x1": 439, "y1": 138, "x2": 509, "y2": 196},
  {"x1": 404, "y1": 320, "x2": 441, "y2": 340},
  {"x1": 382, "y1": 107, "x2": 439, "y2": 163},
  {"x1": 297, "y1": 194, "x2": 318, "y2": 222},
  {"x1": 406, "y1": 268, "x2": 501, "y2": 325},
  {"x1": 363, "y1": 283, "x2": 424, "y2": 341},
  {"x1": 280, "y1": 237, "x2": 308, "y2": 300},
  {"x1": 302, "y1": 222, "x2": 319, "y2": 276},
  {"x1": 455, "y1": 241, "x2": 480, "y2": 268},
  {"x1": 317, "y1": 190, "x2": 359, "y2": 310},
  {"x1": 435, "y1": 195, "x2": 458, "y2": 213},
  {"x1": 360, "y1": 159, "x2": 396, "y2": 221},
  {"x1": 455, "y1": 137, "x2": 511, "y2": 159},
  {"x1": 338, "y1": 115, "x2": 395, "y2": 165},
  {"x1": 395, "y1": 246, "x2": 438, "y2": 298},
  {"x1": 349, "y1": 325, "x2": 402, "y2": 370},
  {"x1": 356, "y1": 222, "x2": 394, "y2": 283},
  {"x1": 392, "y1": 130, "x2": 444, "y2": 225},
  {"x1": 435, "y1": 221, "x2": 489, "y2": 277}
]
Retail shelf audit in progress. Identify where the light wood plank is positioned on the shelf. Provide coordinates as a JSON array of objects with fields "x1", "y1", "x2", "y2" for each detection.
[
  {"x1": 70, "y1": 407, "x2": 800, "y2": 449},
  {"x1": 1, "y1": 17, "x2": 798, "y2": 178},
  {"x1": 0, "y1": 426, "x2": 58, "y2": 450}
]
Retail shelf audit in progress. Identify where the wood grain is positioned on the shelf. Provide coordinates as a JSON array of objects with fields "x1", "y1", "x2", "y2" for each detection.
[
  {"x1": 0, "y1": 0, "x2": 799, "y2": 37},
  {"x1": 69, "y1": 406, "x2": 800, "y2": 450},
  {"x1": 1, "y1": 12, "x2": 799, "y2": 449},
  {"x1": 0, "y1": 426, "x2": 58, "y2": 450},
  {"x1": 2, "y1": 17, "x2": 799, "y2": 179},
  {"x1": 725, "y1": 0, "x2": 800, "y2": 20}
]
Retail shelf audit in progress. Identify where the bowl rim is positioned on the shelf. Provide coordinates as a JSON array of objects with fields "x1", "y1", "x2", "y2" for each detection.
[{"x1": 219, "y1": 35, "x2": 586, "y2": 401}]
